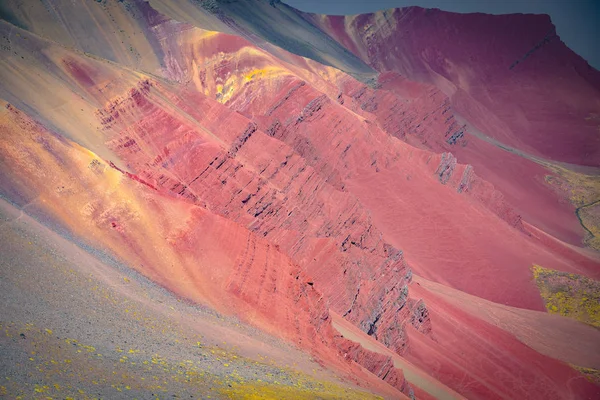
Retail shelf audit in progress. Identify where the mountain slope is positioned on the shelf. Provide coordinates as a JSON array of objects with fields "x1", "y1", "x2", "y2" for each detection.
[{"x1": 0, "y1": 0, "x2": 599, "y2": 399}]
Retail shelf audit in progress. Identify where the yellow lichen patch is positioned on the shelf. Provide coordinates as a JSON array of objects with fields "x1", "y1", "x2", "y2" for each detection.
[
  {"x1": 220, "y1": 380, "x2": 382, "y2": 400},
  {"x1": 577, "y1": 202, "x2": 600, "y2": 250},
  {"x1": 214, "y1": 80, "x2": 237, "y2": 104},
  {"x1": 542, "y1": 166, "x2": 600, "y2": 208},
  {"x1": 571, "y1": 365, "x2": 600, "y2": 385},
  {"x1": 532, "y1": 265, "x2": 600, "y2": 327},
  {"x1": 542, "y1": 163, "x2": 600, "y2": 250}
]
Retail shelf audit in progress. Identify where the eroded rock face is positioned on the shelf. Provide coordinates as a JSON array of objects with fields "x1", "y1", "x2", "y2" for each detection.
[
  {"x1": 430, "y1": 152, "x2": 526, "y2": 232},
  {"x1": 1, "y1": 1, "x2": 599, "y2": 399},
  {"x1": 435, "y1": 153, "x2": 457, "y2": 185},
  {"x1": 335, "y1": 334, "x2": 413, "y2": 396},
  {"x1": 95, "y1": 76, "x2": 418, "y2": 356}
]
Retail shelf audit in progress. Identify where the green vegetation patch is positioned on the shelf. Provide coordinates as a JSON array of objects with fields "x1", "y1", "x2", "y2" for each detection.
[{"x1": 532, "y1": 264, "x2": 600, "y2": 327}]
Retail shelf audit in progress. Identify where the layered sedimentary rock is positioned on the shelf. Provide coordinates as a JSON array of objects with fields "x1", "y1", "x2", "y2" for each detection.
[
  {"x1": 1, "y1": 1, "x2": 599, "y2": 399},
  {"x1": 0, "y1": 102, "x2": 330, "y2": 347},
  {"x1": 335, "y1": 335, "x2": 412, "y2": 397},
  {"x1": 95, "y1": 76, "x2": 417, "y2": 355}
]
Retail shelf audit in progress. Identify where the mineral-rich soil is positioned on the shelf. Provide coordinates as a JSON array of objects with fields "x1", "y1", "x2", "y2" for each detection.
[{"x1": 0, "y1": 0, "x2": 599, "y2": 398}]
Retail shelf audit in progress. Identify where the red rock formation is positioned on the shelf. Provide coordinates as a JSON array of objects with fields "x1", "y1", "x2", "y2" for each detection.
[
  {"x1": 94, "y1": 77, "x2": 417, "y2": 357},
  {"x1": 335, "y1": 335, "x2": 412, "y2": 397},
  {"x1": 0, "y1": 1, "x2": 599, "y2": 399},
  {"x1": 1, "y1": 102, "x2": 396, "y2": 392}
]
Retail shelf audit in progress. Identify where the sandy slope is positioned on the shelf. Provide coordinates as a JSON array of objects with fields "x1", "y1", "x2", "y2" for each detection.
[
  {"x1": 331, "y1": 311, "x2": 463, "y2": 400},
  {"x1": 412, "y1": 275, "x2": 600, "y2": 370},
  {"x1": 0, "y1": 197, "x2": 385, "y2": 399}
]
